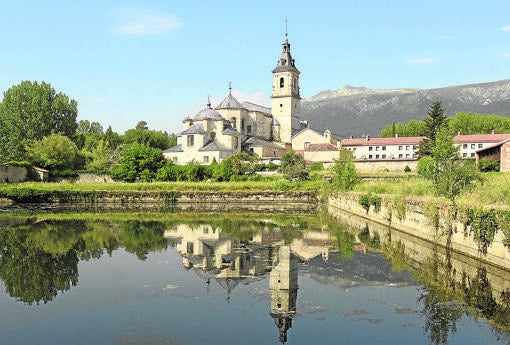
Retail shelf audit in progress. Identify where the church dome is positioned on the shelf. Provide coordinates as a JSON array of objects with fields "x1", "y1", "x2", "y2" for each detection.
[{"x1": 193, "y1": 107, "x2": 224, "y2": 121}]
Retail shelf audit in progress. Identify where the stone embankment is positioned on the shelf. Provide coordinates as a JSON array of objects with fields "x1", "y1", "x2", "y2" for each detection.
[
  {"x1": 0, "y1": 190, "x2": 318, "y2": 213},
  {"x1": 328, "y1": 192, "x2": 510, "y2": 270}
]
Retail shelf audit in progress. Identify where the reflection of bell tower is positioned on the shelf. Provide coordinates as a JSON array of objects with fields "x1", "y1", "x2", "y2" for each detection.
[{"x1": 269, "y1": 245, "x2": 298, "y2": 344}]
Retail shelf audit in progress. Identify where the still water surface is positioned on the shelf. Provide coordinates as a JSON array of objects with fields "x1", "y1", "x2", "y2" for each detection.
[{"x1": 0, "y1": 212, "x2": 508, "y2": 345}]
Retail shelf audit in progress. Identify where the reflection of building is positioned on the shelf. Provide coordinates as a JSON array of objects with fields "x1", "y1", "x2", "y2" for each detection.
[
  {"x1": 270, "y1": 245, "x2": 298, "y2": 344},
  {"x1": 164, "y1": 223, "x2": 281, "y2": 300}
]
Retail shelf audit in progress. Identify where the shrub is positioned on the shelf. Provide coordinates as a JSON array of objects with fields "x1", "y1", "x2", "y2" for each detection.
[
  {"x1": 308, "y1": 162, "x2": 324, "y2": 172},
  {"x1": 279, "y1": 151, "x2": 309, "y2": 180},
  {"x1": 404, "y1": 165, "x2": 411, "y2": 173},
  {"x1": 332, "y1": 150, "x2": 358, "y2": 191},
  {"x1": 417, "y1": 156, "x2": 434, "y2": 178},
  {"x1": 478, "y1": 158, "x2": 499, "y2": 172}
]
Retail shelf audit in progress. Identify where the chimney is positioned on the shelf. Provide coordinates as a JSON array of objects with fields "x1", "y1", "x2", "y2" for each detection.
[
  {"x1": 349, "y1": 135, "x2": 353, "y2": 139},
  {"x1": 366, "y1": 135, "x2": 370, "y2": 141},
  {"x1": 492, "y1": 129, "x2": 495, "y2": 135},
  {"x1": 457, "y1": 131, "x2": 461, "y2": 136},
  {"x1": 395, "y1": 133, "x2": 399, "y2": 139}
]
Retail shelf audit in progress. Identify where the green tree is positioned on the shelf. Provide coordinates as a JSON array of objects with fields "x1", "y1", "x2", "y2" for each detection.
[
  {"x1": 26, "y1": 133, "x2": 83, "y2": 172},
  {"x1": 216, "y1": 152, "x2": 259, "y2": 181},
  {"x1": 110, "y1": 142, "x2": 165, "y2": 182},
  {"x1": 332, "y1": 149, "x2": 358, "y2": 190},
  {"x1": 135, "y1": 120, "x2": 149, "y2": 131},
  {"x1": 418, "y1": 101, "x2": 448, "y2": 157},
  {"x1": 0, "y1": 81, "x2": 78, "y2": 162},
  {"x1": 85, "y1": 139, "x2": 113, "y2": 171},
  {"x1": 279, "y1": 151, "x2": 309, "y2": 180},
  {"x1": 122, "y1": 128, "x2": 171, "y2": 150},
  {"x1": 429, "y1": 128, "x2": 481, "y2": 209}
]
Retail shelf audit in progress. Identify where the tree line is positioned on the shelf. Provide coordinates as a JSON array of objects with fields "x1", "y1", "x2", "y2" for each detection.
[{"x1": 0, "y1": 81, "x2": 176, "y2": 177}]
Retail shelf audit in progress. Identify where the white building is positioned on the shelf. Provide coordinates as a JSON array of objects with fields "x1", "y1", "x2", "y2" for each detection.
[
  {"x1": 340, "y1": 135, "x2": 425, "y2": 161},
  {"x1": 453, "y1": 132, "x2": 510, "y2": 158}
]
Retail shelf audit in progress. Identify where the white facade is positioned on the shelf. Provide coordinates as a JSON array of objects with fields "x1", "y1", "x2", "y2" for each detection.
[{"x1": 340, "y1": 136, "x2": 425, "y2": 161}]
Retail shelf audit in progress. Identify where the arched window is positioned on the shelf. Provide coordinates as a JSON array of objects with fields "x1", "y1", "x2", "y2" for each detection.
[{"x1": 280, "y1": 77, "x2": 284, "y2": 88}]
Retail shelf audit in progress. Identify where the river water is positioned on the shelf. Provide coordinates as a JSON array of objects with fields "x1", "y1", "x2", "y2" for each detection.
[{"x1": 0, "y1": 211, "x2": 508, "y2": 345}]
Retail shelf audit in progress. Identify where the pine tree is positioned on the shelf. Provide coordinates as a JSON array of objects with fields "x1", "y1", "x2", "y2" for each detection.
[{"x1": 418, "y1": 101, "x2": 448, "y2": 157}]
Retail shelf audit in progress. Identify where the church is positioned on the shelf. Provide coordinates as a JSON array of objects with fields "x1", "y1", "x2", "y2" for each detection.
[{"x1": 163, "y1": 33, "x2": 302, "y2": 164}]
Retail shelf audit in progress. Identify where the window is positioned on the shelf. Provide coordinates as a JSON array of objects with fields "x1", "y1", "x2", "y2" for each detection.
[
  {"x1": 232, "y1": 117, "x2": 237, "y2": 129},
  {"x1": 187, "y1": 242, "x2": 194, "y2": 254},
  {"x1": 406, "y1": 154, "x2": 410, "y2": 158},
  {"x1": 203, "y1": 227, "x2": 209, "y2": 234},
  {"x1": 382, "y1": 154, "x2": 386, "y2": 159},
  {"x1": 470, "y1": 153, "x2": 475, "y2": 157},
  {"x1": 463, "y1": 153, "x2": 467, "y2": 157},
  {"x1": 463, "y1": 144, "x2": 467, "y2": 149},
  {"x1": 172, "y1": 157, "x2": 178, "y2": 163},
  {"x1": 241, "y1": 119, "x2": 245, "y2": 130},
  {"x1": 203, "y1": 156, "x2": 209, "y2": 163},
  {"x1": 368, "y1": 155, "x2": 373, "y2": 159},
  {"x1": 187, "y1": 135, "x2": 194, "y2": 147},
  {"x1": 398, "y1": 154, "x2": 403, "y2": 158},
  {"x1": 478, "y1": 144, "x2": 483, "y2": 148},
  {"x1": 382, "y1": 146, "x2": 386, "y2": 151},
  {"x1": 406, "y1": 145, "x2": 410, "y2": 150},
  {"x1": 412, "y1": 154, "x2": 417, "y2": 158},
  {"x1": 471, "y1": 144, "x2": 475, "y2": 149},
  {"x1": 247, "y1": 125, "x2": 252, "y2": 133},
  {"x1": 375, "y1": 154, "x2": 380, "y2": 159},
  {"x1": 280, "y1": 77, "x2": 284, "y2": 88},
  {"x1": 369, "y1": 147, "x2": 373, "y2": 151},
  {"x1": 376, "y1": 146, "x2": 380, "y2": 151},
  {"x1": 304, "y1": 141, "x2": 311, "y2": 149},
  {"x1": 413, "y1": 146, "x2": 417, "y2": 150},
  {"x1": 398, "y1": 146, "x2": 403, "y2": 150}
]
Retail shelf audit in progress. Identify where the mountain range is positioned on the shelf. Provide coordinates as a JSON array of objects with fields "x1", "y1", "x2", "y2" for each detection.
[{"x1": 300, "y1": 79, "x2": 510, "y2": 138}]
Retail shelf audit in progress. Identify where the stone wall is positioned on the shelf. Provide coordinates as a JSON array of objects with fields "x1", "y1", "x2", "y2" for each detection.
[
  {"x1": 328, "y1": 192, "x2": 510, "y2": 270},
  {"x1": 0, "y1": 164, "x2": 28, "y2": 183},
  {"x1": 354, "y1": 159, "x2": 418, "y2": 172}
]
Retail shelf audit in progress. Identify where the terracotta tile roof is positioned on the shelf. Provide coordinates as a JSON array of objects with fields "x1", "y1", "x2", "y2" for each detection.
[
  {"x1": 341, "y1": 136, "x2": 426, "y2": 146},
  {"x1": 453, "y1": 133, "x2": 510, "y2": 144},
  {"x1": 476, "y1": 138, "x2": 510, "y2": 152},
  {"x1": 305, "y1": 143, "x2": 339, "y2": 152}
]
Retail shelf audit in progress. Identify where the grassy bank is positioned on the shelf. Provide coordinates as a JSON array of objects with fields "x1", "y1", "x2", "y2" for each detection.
[{"x1": 352, "y1": 172, "x2": 510, "y2": 208}]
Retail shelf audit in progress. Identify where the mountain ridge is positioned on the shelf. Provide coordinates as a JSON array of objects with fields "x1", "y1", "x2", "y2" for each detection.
[{"x1": 301, "y1": 78, "x2": 510, "y2": 138}]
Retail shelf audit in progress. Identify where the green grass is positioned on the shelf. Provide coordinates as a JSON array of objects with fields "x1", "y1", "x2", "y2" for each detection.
[
  {"x1": 351, "y1": 172, "x2": 510, "y2": 208},
  {"x1": 0, "y1": 178, "x2": 324, "y2": 194}
]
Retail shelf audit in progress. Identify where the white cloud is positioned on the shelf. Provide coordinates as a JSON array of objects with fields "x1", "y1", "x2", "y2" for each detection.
[
  {"x1": 501, "y1": 25, "x2": 510, "y2": 32},
  {"x1": 114, "y1": 9, "x2": 182, "y2": 35},
  {"x1": 405, "y1": 57, "x2": 437, "y2": 65},
  {"x1": 232, "y1": 91, "x2": 270, "y2": 107}
]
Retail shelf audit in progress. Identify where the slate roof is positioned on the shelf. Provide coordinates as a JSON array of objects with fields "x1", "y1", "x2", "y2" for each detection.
[
  {"x1": 240, "y1": 102, "x2": 271, "y2": 115},
  {"x1": 199, "y1": 140, "x2": 230, "y2": 152},
  {"x1": 222, "y1": 127, "x2": 241, "y2": 135},
  {"x1": 180, "y1": 124, "x2": 206, "y2": 135},
  {"x1": 215, "y1": 93, "x2": 242, "y2": 110},
  {"x1": 164, "y1": 144, "x2": 183, "y2": 153},
  {"x1": 193, "y1": 107, "x2": 224, "y2": 121}
]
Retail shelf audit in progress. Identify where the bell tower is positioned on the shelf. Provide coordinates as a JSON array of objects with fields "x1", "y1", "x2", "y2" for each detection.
[{"x1": 271, "y1": 23, "x2": 300, "y2": 145}]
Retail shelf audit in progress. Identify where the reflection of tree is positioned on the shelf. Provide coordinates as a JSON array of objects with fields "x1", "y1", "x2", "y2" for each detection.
[
  {"x1": 420, "y1": 289, "x2": 463, "y2": 345},
  {"x1": 331, "y1": 227, "x2": 354, "y2": 262},
  {"x1": 0, "y1": 227, "x2": 79, "y2": 305},
  {"x1": 119, "y1": 220, "x2": 168, "y2": 260}
]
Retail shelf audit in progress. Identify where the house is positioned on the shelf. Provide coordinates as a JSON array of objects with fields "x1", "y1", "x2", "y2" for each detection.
[
  {"x1": 292, "y1": 128, "x2": 336, "y2": 154},
  {"x1": 475, "y1": 139, "x2": 510, "y2": 171},
  {"x1": 303, "y1": 143, "x2": 340, "y2": 165},
  {"x1": 453, "y1": 132, "x2": 510, "y2": 158},
  {"x1": 339, "y1": 135, "x2": 425, "y2": 172}
]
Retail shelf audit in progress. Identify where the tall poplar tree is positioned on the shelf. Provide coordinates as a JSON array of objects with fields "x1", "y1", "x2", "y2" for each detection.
[{"x1": 0, "y1": 81, "x2": 78, "y2": 162}]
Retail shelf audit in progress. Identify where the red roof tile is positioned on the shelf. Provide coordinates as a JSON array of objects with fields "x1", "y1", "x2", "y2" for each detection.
[
  {"x1": 453, "y1": 133, "x2": 510, "y2": 143},
  {"x1": 305, "y1": 143, "x2": 339, "y2": 152}
]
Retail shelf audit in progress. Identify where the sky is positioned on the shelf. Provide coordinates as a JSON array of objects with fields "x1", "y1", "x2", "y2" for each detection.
[{"x1": 0, "y1": 0, "x2": 509, "y2": 134}]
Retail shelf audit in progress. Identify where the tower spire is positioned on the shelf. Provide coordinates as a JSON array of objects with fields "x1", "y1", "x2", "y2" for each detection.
[
  {"x1": 285, "y1": 18, "x2": 288, "y2": 41},
  {"x1": 228, "y1": 81, "x2": 232, "y2": 95}
]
